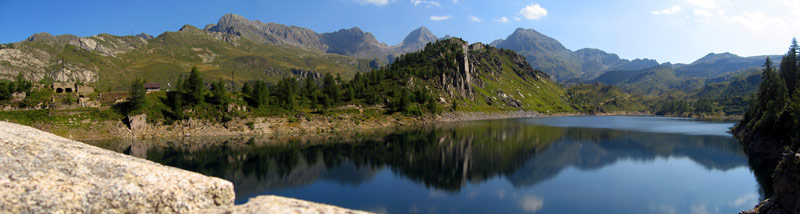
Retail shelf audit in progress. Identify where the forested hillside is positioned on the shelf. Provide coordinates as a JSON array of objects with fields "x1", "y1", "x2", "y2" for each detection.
[{"x1": 734, "y1": 39, "x2": 800, "y2": 161}]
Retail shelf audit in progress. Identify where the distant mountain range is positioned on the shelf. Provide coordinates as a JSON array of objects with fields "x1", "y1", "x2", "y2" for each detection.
[
  {"x1": 0, "y1": 14, "x2": 441, "y2": 90},
  {"x1": 204, "y1": 14, "x2": 437, "y2": 63},
  {"x1": 489, "y1": 28, "x2": 779, "y2": 83},
  {"x1": 491, "y1": 28, "x2": 659, "y2": 81},
  {"x1": 0, "y1": 13, "x2": 781, "y2": 93}
]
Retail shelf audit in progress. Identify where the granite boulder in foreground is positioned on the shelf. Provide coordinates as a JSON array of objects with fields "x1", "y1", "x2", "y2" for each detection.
[
  {"x1": 0, "y1": 121, "x2": 372, "y2": 213},
  {"x1": 0, "y1": 121, "x2": 234, "y2": 213},
  {"x1": 203, "y1": 195, "x2": 371, "y2": 214}
]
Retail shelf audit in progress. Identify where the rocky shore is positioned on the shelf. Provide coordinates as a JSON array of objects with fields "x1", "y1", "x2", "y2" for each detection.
[
  {"x1": 0, "y1": 121, "x2": 369, "y2": 213},
  {"x1": 35, "y1": 110, "x2": 548, "y2": 141},
  {"x1": 741, "y1": 151, "x2": 800, "y2": 214}
]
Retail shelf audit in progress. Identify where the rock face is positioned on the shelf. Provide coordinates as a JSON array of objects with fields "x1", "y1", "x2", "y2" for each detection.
[
  {"x1": 493, "y1": 28, "x2": 660, "y2": 81},
  {"x1": 127, "y1": 113, "x2": 147, "y2": 132},
  {"x1": 201, "y1": 195, "x2": 371, "y2": 214},
  {"x1": 772, "y1": 152, "x2": 800, "y2": 213},
  {"x1": 0, "y1": 121, "x2": 235, "y2": 213},
  {"x1": 205, "y1": 14, "x2": 437, "y2": 63},
  {"x1": 743, "y1": 152, "x2": 800, "y2": 214}
]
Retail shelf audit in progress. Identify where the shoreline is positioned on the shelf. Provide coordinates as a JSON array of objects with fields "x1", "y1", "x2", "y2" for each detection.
[{"x1": 13, "y1": 109, "x2": 674, "y2": 142}]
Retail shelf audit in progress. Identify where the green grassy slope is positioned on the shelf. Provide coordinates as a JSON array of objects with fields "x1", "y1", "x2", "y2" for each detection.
[
  {"x1": 383, "y1": 38, "x2": 573, "y2": 113},
  {"x1": 1, "y1": 25, "x2": 374, "y2": 91}
]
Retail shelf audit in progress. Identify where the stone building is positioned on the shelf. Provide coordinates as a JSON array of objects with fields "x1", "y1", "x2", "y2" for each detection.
[
  {"x1": 52, "y1": 82, "x2": 94, "y2": 94},
  {"x1": 53, "y1": 82, "x2": 75, "y2": 93}
]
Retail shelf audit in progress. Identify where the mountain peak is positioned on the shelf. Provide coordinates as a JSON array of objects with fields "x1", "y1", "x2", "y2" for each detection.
[
  {"x1": 401, "y1": 26, "x2": 437, "y2": 46},
  {"x1": 26, "y1": 32, "x2": 54, "y2": 42},
  {"x1": 178, "y1": 24, "x2": 202, "y2": 32},
  {"x1": 218, "y1": 13, "x2": 248, "y2": 25},
  {"x1": 693, "y1": 52, "x2": 740, "y2": 64},
  {"x1": 135, "y1": 32, "x2": 154, "y2": 40}
]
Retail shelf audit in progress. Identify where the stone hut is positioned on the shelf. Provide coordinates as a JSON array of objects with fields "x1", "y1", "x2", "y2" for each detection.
[{"x1": 53, "y1": 82, "x2": 75, "y2": 93}]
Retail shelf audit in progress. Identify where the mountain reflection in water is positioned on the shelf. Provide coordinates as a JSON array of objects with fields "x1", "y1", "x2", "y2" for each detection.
[{"x1": 88, "y1": 116, "x2": 762, "y2": 213}]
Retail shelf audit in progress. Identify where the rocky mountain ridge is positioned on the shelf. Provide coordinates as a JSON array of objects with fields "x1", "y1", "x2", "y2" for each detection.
[
  {"x1": 492, "y1": 28, "x2": 660, "y2": 81},
  {"x1": 204, "y1": 14, "x2": 438, "y2": 63}
]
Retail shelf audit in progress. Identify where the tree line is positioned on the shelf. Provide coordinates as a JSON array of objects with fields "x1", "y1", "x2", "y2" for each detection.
[
  {"x1": 0, "y1": 74, "x2": 32, "y2": 101},
  {"x1": 736, "y1": 38, "x2": 800, "y2": 150},
  {"x1": 124, "y1": 64, "x2": 444, "y2": 123}
]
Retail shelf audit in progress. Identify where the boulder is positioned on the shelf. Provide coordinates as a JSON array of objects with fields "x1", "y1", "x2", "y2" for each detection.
[
  {"x1": 127, "y1": 113, "x2": 147, "y2": 132},
  {"x1": 0, "y1": 121, "x2": 235, "y2": 213},
  {"x1": 201, "y1": 195, "x2": 371, "y2": 214}
]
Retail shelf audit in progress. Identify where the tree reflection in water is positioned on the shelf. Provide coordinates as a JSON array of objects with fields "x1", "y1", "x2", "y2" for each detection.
[{"x1": 88, "y1": 118, "x2": 769, "y2": 204}]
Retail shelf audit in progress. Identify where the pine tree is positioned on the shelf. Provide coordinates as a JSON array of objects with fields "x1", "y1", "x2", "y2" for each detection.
[
  {"x1": 250, "y1": 81, "x2": 270, "y2": 108},
  {"x1": 167, "y1": 77, "x2": 185, "y2": 120},
  {"x1": 303, "y1": 76, "x2": 316, "y2": 100},
  {"x1": 397, "y1": 89, "x2": 411, "y2": 113},
  {"x1": 185, "y1": 66, "x2": 204, "y2": 106},
  {"x1": 276, "y1": 77, "x2": 297, "y2": 110},
  {"x1": 211, "y1": 79, "x2": 228, "y2": 106},
  {"x1": 780, "y1": 38, "x2": 798, "y2": 91},
  {"x1": 241, "y1": 82, "x2": 252, "y2": 95},
  {"x1": 127, "y1": 78, "x2": 146, "y2": 114},
  {"x1": 323, "y1": 73, "x2": 339, "y2": 105}
]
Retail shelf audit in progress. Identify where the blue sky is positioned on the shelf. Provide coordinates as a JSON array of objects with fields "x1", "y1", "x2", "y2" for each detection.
[{"x1": 1, "y1": 0, "x2": 799, "y2": 63}]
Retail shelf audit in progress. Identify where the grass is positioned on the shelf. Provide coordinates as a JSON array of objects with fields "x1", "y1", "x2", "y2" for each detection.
[{"x1": 4, "y1": 28, "x2": 373, "y2": 92}]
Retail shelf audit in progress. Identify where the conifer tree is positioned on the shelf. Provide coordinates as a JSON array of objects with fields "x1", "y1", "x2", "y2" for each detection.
[
  {"x1": 127, "y1": 78, "x2": 146, "y2": 113},
  {"x1": 780, "y1": 38, "x2": 798, "y2": 91},
  {"x1": 185, "y1": 66, "x2": 204, "y2": 106},
  {"x1": 241, "y1": 82, "x2": 252, "y2": 95},
  {"x1": 323, "y1": 73, "x2": 339, "y2": 105}
]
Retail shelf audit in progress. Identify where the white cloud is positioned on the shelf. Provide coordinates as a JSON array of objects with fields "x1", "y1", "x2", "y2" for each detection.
[
  {"x1": 730, "y1": 11, "x2": 790, "y2": 31},
  {"x1": 411, "y1": 0, "x2": 440, "y2": 7},
  {"x1": 694, "y1": 9, "x2": 712, "y2": 18},
  {"x1": 518, "y1": 195, "x2": 544, "y2": 212},
  {"x1": 354, "y1": 0, "x2": 391, "y2": 6},
  {"x1": 514, "y1": 17, "x2": 521, "y2": 21},
  {"x1": 652, "y1": 5, "x2": 682, "y2": 15},
  {"x1": 520, "y1": 3, "x2": 548, "y2": 20},
  {"x1": 497, "y1": 16, "x2": 509, "y2": 23},
  {"x1": 688, "y1": 0, "x2": 718, "y2": 9},
  {"x1": 729, "y1": 193, "x2": 759, "y2": 207},
  {"x1": 690, "y1": 204, "x2": 708, "y2": 214},
  {"x1": 468, "y1": 16, "x2": 483, "y2": 22},
  {"x1": 430, "y1": 15, "x2": 452, "y2": 21},
  {"x1": 452, "y1": 0, "x2": 458, "y2": 4}
]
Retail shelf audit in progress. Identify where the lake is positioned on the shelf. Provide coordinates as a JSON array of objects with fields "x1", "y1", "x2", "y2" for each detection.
[{"x1": 88, "y1": 116, "x2": 765, "y2": 213}]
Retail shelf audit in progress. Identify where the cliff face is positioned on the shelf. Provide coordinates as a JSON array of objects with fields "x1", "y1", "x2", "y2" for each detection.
[
  {"x1": 391, "y1": 38, "x2": 567, "y2": 111},
  {"x1": 743, "y1": 152, "x2": 800, "y2": 214}
]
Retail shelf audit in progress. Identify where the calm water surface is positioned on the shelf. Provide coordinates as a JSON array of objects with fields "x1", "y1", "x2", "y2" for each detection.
[{"x1": 90, "y1": 116, "x2": 764, "y2": 213}]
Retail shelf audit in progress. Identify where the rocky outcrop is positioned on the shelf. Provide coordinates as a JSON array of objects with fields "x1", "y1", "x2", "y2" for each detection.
[
  {"x1": 743, "y1": 152, "x2": 800, "y2": 214},
  {"x1": 205, "y1": 14, "x2": 436, "y2": 62},
  {"x1": 205, "y1": 14, "x2": 328, "y2": 51},
  {"x1": 0, "y1": 121, "x2": 235, "y2": 213},
  {"x1": 0, "y1": 121, "x2": 373, "y2": 213},
  {"x1": 127, "y1": 113, "x2": 147, "y2": 132},
  {"x1": 201, "y1": 195, "x2": 371, "y2": 214}
]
